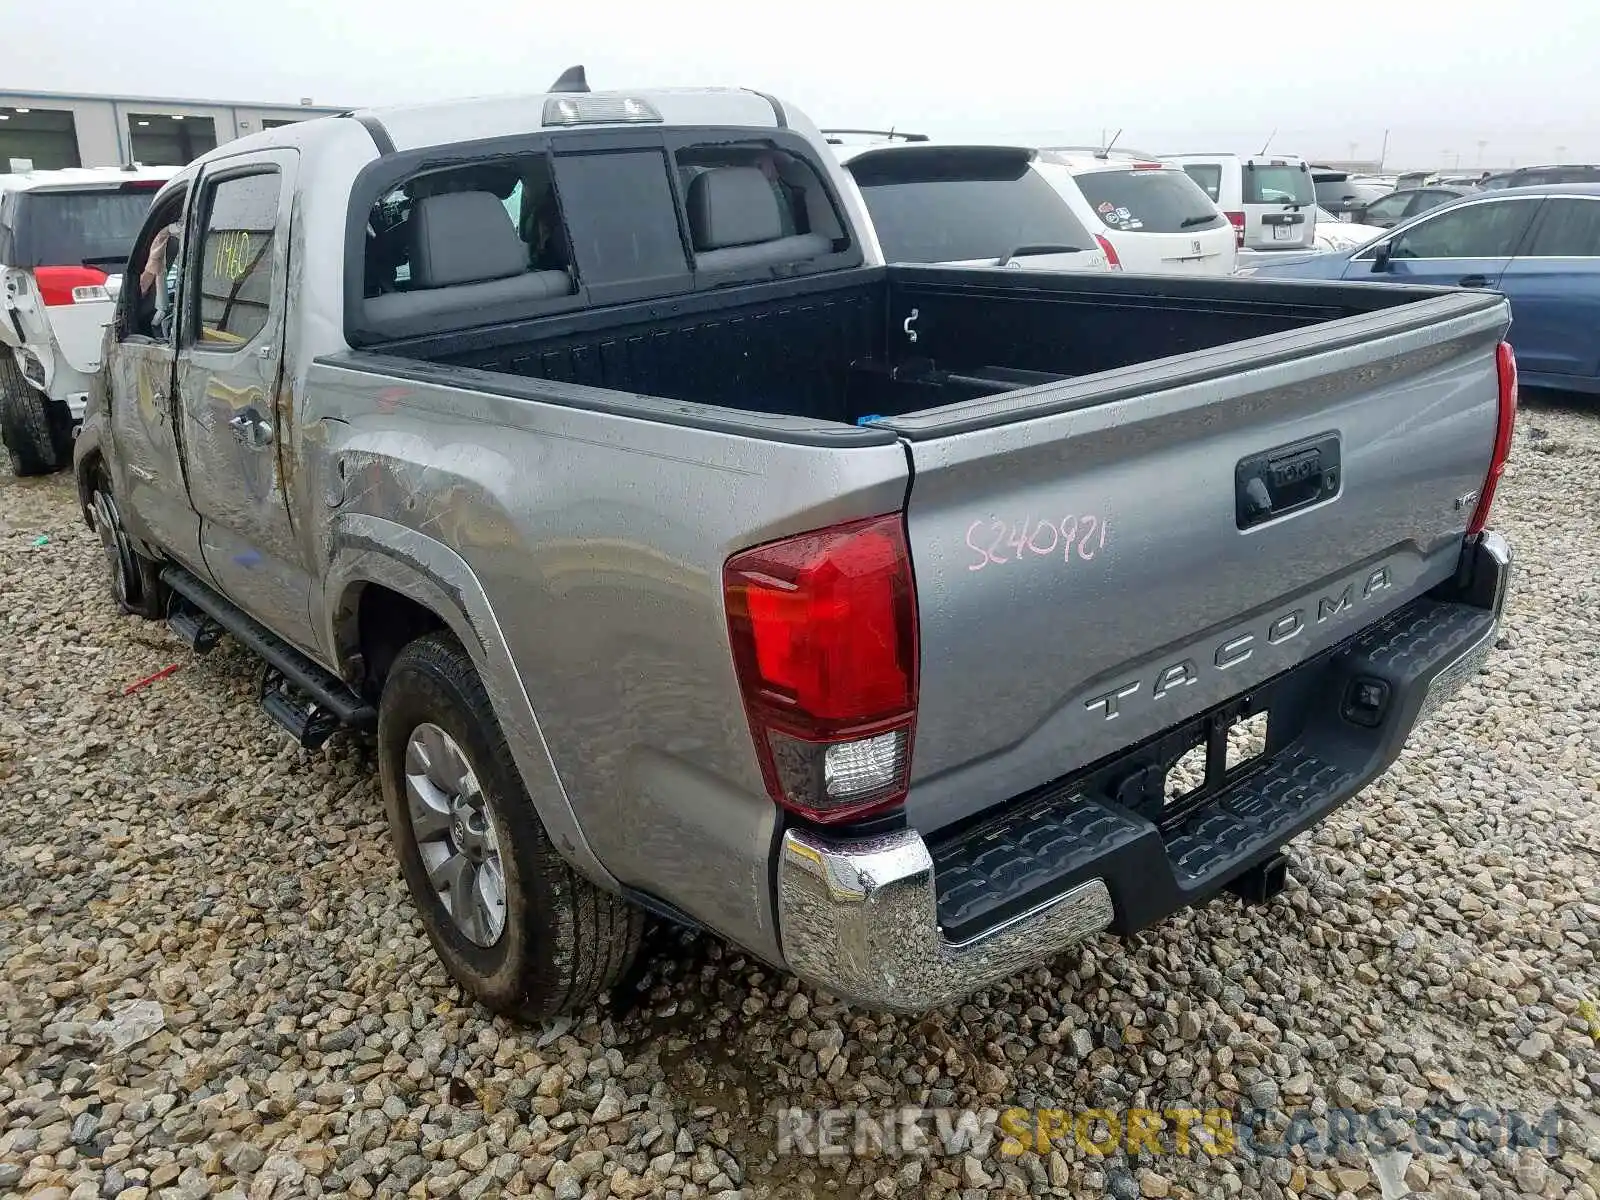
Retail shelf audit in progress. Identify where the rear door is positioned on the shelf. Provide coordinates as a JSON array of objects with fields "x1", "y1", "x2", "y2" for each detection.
[
  {"x1": 1494, "y1": 194, "x2": 1600, "y2": 379},
  {"x1": 846, "y1": 147, "x2": 1108, "y2": 274},
  {"x1": 877, "y1": 277, "x2": 1509, "y2": 835},
  {"x1": 172, "y1": 148, "x2": 319, "y2": 652},
  {"x1": 1349, "y1": 195, "x2": 1541, "y2": 291},
  {"x1": 1242, "y1": 158, "x2": 1315, "y2": 250},
  {"x1": 1069, "y1": 165, "x2": 1236, "y2": 274}
]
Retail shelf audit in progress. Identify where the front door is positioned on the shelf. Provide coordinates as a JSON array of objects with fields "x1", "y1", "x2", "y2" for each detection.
[
  {"x1": 173, "y1": 148, "x2": 318, "y2": 652},
  {"x1": 1346, "y1": 196, "x2": 1543, "y2": 292}
]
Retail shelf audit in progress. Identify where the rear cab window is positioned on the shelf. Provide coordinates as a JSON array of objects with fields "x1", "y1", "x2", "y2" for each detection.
[
  {"x1": 349, "y1": 128, "x2": 858, "y2": 344},
  {"x1": 846, "y1": 148, "x2": 1094, "y2": 263},
  {"x1": 553, "y1": 148, "x2": 688, "y2": 294},
  {"x1": 1069, "y1": 166, "x2": 1225, "y2": 233},
  {"x1": 1244, "y1": 162, "x2": 1314, "y2": 205}
]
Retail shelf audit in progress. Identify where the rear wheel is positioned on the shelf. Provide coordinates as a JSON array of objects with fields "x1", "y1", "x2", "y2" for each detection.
[
  {"x1": 0, "y1": 354, "x2": 66, "y2": 477},
  {"x1": 378, "y1": 631, "x2": 642, "y2": 1019}
]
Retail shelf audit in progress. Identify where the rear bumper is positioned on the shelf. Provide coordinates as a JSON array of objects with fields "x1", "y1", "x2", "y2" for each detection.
[
  {"x1": 776, "y1": 532, "x2": 1511, "y2": 1012},
  {"x1": 10, "y1": 345, "x2": 91, "y2": 417}
]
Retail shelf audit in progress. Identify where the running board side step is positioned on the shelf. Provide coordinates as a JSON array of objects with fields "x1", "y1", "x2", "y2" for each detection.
[{"x1": 159, "y1": 565, "x2": 377, "y2": 743}]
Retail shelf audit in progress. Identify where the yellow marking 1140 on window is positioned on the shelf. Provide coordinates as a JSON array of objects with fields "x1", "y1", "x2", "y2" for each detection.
[{"x1": 210, "y1": 230, "x2": 258, "y2": 282}]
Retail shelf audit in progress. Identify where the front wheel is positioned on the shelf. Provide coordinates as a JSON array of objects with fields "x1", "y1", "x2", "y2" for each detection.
[
  {"x1": 377, "y1": 631, "x2": 642, "y2": 1019},
  {"x1": 90, "y1": 479, "x2": 165, "y2": 619}
]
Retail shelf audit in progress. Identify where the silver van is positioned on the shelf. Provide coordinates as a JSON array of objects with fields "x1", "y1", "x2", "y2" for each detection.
[{"x1": 1162, "y1": 153, "x2": 1317, "y2": 253}]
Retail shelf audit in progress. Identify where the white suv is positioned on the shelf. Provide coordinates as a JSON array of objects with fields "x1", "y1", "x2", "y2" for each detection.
[
  {"x1": 1, "y1": 164, "x2": 178, "y2": 474},
  {"x1": 835, "y1": 141, "x2": 1236, "y2": 277},
  {"x1": 1040, "y1": 149, "x2": 1237, "y2": 274}
]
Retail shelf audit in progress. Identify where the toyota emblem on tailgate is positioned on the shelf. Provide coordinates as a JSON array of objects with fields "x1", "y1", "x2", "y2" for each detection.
[{"x1": 1192, "y1": 239, "x2": 1203, "y2": 255}]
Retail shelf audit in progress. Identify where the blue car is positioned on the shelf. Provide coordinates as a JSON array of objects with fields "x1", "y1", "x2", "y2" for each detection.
[{"x1": 1241, "y1": 183, "x2": 1600, "y2": 395}]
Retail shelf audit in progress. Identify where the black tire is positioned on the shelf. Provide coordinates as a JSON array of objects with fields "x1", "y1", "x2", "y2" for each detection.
[
  {"x1": 89, "y1": 475, "x2": 165, "y2": 619},
  {"x1": 378, "y1": 631, "x2": 642, "y2": 1019},
  {"x1": 0, "y1": 354, "x2": 65, "y2": 477}
]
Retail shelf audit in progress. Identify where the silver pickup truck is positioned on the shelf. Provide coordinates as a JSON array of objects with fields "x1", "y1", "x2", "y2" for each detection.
[{"x1": 74, "y1": 78, "x2": 1517, "y2": 1019}]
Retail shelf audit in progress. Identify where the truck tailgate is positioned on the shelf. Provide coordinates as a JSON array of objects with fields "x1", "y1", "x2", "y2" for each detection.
[{"x1": 884, "y1": 292, "x2": 1509, "y2": 835}]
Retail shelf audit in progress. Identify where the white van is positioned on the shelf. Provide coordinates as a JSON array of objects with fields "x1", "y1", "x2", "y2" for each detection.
[
  {"x1": 0, "y1": 164, "x2": 178, "y2": 474},
  {"x1": 1162, "y1": 153, "x2": 1317, "y2": 253}
]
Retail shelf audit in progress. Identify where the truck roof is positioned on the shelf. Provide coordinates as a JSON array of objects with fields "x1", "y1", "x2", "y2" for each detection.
[{"x1": 220, "y1": 85, "x2": 800, "y2": 161}]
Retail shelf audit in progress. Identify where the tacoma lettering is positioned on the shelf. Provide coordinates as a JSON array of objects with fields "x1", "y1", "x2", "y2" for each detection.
[{"x1": 1085, "y1": 565, "x2": 1401, "y2": 722}]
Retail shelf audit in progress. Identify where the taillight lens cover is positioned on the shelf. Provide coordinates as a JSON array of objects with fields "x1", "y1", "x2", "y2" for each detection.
[
  {"x1": 724, "y1": 513, "x2": 919, "y2": 823},
  {"x1": 1094, "y1": 234, "x2": 1123, "y2": 270},
  {"x1": 34, "y1": 265, "x2": 110, "y2": 307},
  {"x1": 1467, "y1": 341, "x2": 1518, "y2": 535},
  {"x1": 1225, "y1": 211, "x2": 1246, "y2": 247}
]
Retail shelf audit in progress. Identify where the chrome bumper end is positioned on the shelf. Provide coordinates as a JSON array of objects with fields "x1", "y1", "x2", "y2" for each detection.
[{"x1": 776, "y1": 827, "x2": 1112, "y2": 1012}]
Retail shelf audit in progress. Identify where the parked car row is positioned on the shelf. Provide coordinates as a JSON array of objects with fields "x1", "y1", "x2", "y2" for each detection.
[
  {"x1": 835, "y1": 142, "x2": 1238, "y2": 277},
  {"x1": 4, "y1": 115, "x2": 1595, "y2": 481}
]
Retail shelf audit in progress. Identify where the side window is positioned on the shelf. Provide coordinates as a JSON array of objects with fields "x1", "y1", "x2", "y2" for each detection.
[
  {"x1": 192, "y1": 172, "x2": 282, "y2": 348},
  {"x1": 121, "y1": 191, "x2": 189, "y2": 343},
  {"x1": 1364, "y1": 193, "x2": 1411, "y2": 222},
  {"x1": 1391, "y1": 200, "x2": 1536, "y2": 260},
  {"x1": 1409, "y1": 190, "x2": 1457, "y2": 216},
  {"x1": 1525, "y1": 199, "x2": 1600, "y2": 256},
  {"x1": 1181, "y1": 164, "x2": 1222, "y2": 202}
]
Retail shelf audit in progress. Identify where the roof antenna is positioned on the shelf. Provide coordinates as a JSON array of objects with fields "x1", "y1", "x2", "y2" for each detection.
[
  {"x1": 1097, "y1": 128, "x2": 1124, "y2": 159},
  {"x1": 1258, "y1": 127, "x2": 1277, "y2": 156},
  {"x1": 549, "y1": 65, "x2": 589, "y2": 94}
]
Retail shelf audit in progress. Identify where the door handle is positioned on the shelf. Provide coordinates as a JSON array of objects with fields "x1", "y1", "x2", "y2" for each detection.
[
  {"x1": 228, "y1": 408, "x2": 274, "y2": 448},
  {"x1": 1458, "y1": 274, "x2": 1490, "y2": 287}
]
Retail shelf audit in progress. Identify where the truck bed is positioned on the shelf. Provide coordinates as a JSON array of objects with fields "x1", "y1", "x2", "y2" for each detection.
[
  {"x1": 352, "y1": 265, "x2": 1451, "y2": 429},
  {"x1": 311, "y1": 263, "x2": 1507, "y2": 890}
]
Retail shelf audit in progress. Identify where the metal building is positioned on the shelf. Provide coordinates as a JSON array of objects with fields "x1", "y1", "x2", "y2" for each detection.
[{"x1": 0, "y1": 89, "x2": 349, "y2": 171}]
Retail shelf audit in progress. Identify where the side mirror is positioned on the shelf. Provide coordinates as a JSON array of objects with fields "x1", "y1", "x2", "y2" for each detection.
[{"x1": 1371, "y1": 242, "x2": 1393, "y2": 272}]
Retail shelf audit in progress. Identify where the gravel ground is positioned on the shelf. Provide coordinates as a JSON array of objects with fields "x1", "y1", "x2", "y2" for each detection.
[{"x1": 3, "y1": 396, "x2": 1598, "y2": 1200}]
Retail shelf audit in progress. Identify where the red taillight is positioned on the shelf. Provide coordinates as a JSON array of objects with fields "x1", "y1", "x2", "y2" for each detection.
[
  {"x1": 1225, "y1": 211, "x2": 1246, "y2": 248},
  {"x1": 34, "y1": 265, "x2": 109, "y2": 307},
  {"x1": 1094, "y1": 234, "x2": 1123, "y2": 270},
  {"x1": 1468, "y1": 341, "x2": 1518, "y2": 535},
  {"x1": 724, "y1": 513, "x2": 920, "y2": 824},
  {"x1": 120, "y1": 180, "x2": 164, "y2": 192},
  {"x1": 1132, "y1": 161, "x2": 1165, "y2": 170}
]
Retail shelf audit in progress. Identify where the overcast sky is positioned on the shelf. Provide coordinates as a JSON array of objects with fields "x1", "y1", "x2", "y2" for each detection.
[{"x1": 3, "y1": 0, "x2": 1595, "y2": 169}]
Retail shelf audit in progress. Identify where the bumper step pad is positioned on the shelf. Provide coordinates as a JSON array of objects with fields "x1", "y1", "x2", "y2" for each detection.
[{"x1": 926, "y1": 595, "x2": 1498, "y2": 944}]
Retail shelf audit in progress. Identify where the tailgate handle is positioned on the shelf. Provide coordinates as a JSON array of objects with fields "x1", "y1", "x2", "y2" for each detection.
[{"x1": 1235, "y1": 433, "x2": 1342, "y2": 530}]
